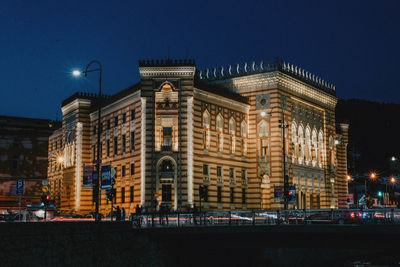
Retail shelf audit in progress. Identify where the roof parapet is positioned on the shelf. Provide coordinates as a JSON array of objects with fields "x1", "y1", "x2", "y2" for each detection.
[
  {"x1": 138, "y1": 59, "x2": 196, "y2": 67},
  {"x1": 196, "y1": 57, "x2": 336, "y2": 96}
]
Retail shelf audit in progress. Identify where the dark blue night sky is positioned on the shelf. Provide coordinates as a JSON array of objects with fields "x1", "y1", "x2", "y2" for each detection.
[{"x1": 1, "y1": 0, "x2": 399, "y2": 119}]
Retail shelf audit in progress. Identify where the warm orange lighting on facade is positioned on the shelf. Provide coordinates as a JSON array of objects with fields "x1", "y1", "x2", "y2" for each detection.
[{"x1": 346, "y1": 175, "x2": 351, "y2": 181}]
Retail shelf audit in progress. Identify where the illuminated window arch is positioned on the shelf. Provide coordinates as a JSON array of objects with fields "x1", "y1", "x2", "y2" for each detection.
[
  {"x1": 318, "y1": 130, "x2": 324, "y2": 166},
  {"x1": 229, "y1": 117, "x2": 236, "y2": 135},
  {"x1": 311, "y1": 129, "x2": 317, "y2": 163},
  {"x1": 202, "y1": 110, "x2": 210, "y2": 149},
  {"x1": 240, "y1": 120, "x2": 247, "y2": 138},
  {"x1": 202, "y1": 110, "x2": 210, "y2": 129},
  {"x1": 216, "y1": 114, "x2": 224, "y2": 132},
  {"x1": 216, "y1": 114, "x2": 224, "y2": 151},
  {"x1": 291, "y1": 121, "x2": 297, "y2": 159},
  {"x1": 297, "y1": 125, "x2": 304, "y2": 163}
]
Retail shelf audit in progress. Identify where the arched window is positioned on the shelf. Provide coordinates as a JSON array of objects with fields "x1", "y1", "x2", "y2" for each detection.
[
  {"x1": 241, "y1": 120, "x2": 247, "y2": 155},
  {"x1": 229, "y1": 117, "x2": 236, "y2": 135},
  {"x1": 229, "y1": 117, "x2": 236, "y2": 153},
  {"x1": 318, "y1": 131, "x2": 324, "y2": 166},
  {"x1": 297, "y1": 125, "x2": 304, "y2": 163},
  {"x1": 202, "y1": 111, "x2": 210, "y2": 129},
  {"x1": 305, "y1": 127, "x2": 311, "y2": 162},
  {"x1": 291, "y1": 122, "x2": 297, "y2": 159},
  {"x1": 216, "y1": 114, "x2": 224, "y2": 151},
  {"x1": 216, "y1": 114, "x2": 223, "y2": 132},
  {"x1": 257, "y1": 120, "x2": 269, "y2": 137},
  {"x1": 202, "y1": 111, "x2": 210, "y2": 149},
  {"x1": 311, "y1": 129, "x2": 317, "y2": 162},
  {"x1": 240, "y1": 121, "x2": 247, "y2": 138}
]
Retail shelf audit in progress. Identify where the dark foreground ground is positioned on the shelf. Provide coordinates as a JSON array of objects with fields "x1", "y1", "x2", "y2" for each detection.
[{"x1": 1, "y1": 222, "x2": 400, "y2": 267}]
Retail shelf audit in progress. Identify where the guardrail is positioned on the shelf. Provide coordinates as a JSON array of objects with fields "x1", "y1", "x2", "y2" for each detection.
[{"x1": 130, "y1": 208, "x2": 400, "y2": 228}]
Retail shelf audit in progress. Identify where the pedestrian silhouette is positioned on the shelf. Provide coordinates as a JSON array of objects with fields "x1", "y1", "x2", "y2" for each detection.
[
  {"x1": 116, "y1": 206, "x2": 121, "y2": 221},
  {"x1": 122, "y1": 207, "x2": 126, "y2": 221}
]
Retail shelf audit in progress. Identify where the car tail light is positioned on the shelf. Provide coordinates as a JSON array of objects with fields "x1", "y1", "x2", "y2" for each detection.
[{"x1": 350, "y1": 212, "x2": 355, "y2": 218}]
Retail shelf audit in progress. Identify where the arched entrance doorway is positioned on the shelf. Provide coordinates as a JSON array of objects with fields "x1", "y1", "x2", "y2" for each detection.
[{"x1": 156, "y1": 156, "x2": 177, "y2": 210}]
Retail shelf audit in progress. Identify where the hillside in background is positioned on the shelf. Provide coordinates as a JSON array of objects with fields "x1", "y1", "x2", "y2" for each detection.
[{"x1": 336, "y1": 99, "x2": 400, "y2": 177}]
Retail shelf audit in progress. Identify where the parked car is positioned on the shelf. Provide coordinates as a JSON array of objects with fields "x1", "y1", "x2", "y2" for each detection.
[{"x1": 306, "y1": 211, "x2": 362, "y2": 224}]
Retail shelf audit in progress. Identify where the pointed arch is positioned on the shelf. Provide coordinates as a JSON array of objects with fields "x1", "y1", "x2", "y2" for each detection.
[
  {"x1": 305, "y1": 126, "x2": 311, "y2": 162},
  {"x1": 216, "y1": 114, "x2": 224, "y2": 132},
  {"x1": 229, "y1": 117, "x2": 236, "y2": 135},
  {"x1": 318, "y1": 130, "x2": 324, "y2": 166},
  {"x1": 297, "y1": 124, "x2": 304, "y2": 163},
  {"x1": 202, "y1": 110, "x2": 210, "y2": 129},
  {"x1": 240, "y1": 120, "x2": 247, "y2": 138}
]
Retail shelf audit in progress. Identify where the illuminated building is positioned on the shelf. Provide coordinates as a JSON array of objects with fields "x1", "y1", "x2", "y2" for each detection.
[{"x1": 47, "y1": 58, "x2": 349, "y2": 215}]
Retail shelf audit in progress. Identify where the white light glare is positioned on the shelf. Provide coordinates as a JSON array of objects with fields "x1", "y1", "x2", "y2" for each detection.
[
  {"x1": 334, "y1": 140, "x2": 340, "y2": 145},
  {"x1": 72, "y1": 70, "x2": 82, "y2": 77},
  {"x1": 260, "y1": 111, "x2": 266, "y2": 117}
]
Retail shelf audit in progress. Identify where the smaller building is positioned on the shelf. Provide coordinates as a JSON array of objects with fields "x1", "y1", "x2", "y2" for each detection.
[{"x1": 0, "y1": 115, "x2": 59, "y2": 211}]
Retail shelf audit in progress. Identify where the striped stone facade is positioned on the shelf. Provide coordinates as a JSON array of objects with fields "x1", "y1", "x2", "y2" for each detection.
[{"x1": 47, "y1": 59, "x2": 349, "y2": 215}]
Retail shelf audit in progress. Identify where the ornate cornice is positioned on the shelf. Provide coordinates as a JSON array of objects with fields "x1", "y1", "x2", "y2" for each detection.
[{"x1": 139, "y1": 66, "x2": 196, "y2": 78}]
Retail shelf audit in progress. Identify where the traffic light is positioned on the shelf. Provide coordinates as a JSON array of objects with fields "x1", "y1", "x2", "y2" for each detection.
[
  {"x1": 199, "y1": 185, "x2": 208, "y2": 200},
  {"x1": 106, "y1": 188, "x2": 116, "y2": 201},
  {"x1": 41, "y1": 194, "x2": 50, "y2": 206}
]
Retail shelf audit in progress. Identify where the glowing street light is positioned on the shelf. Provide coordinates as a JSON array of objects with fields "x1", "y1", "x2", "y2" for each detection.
[
  {"x1": 391, "y1": 177, "x2": 396, "y2": 184},
  {"x1": 391, "y1": 156, "x2": 397, "y2": 162},
  {"x1": 72, "y1": 70, "x2": 82, "y2": 77},
  {"x1": 346, "y1": 175, "x2": 351, "y2": 181},
  {"x1": 370, "y1": 172, "x2": 376, "y2": 179},
  {"x1": 57, "y1": 156, "x2": 64, "y2": 164}
]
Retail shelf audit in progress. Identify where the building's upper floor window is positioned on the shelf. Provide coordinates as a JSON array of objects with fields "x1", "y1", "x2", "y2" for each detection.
[
  {"x1": 203, "y1": 164, "x2": 209, "y2": 176},
  {"x1": 229, "y1": 167, "x2": 235, "y2": 180},
  {"x1": 114, "y1": 117, "x2": 118, "y2": 127},
  {"x1": 217, "y1": 166, "x2": 222, "y2": 178},
  {"x1": 122, "y1": 134, "x2": 126, "y2": 153},
  {"x1": 122, "y1": 165, "x2": 126, "y2": 177},
  {"x1": 229, "y1": 117, "x2": 236, "y2": 135},
  {"x1": 130, "y1": 131, "x2": 135, "y2": 151},
  {"x1": 241, "y1": 169, "x2": 247, "y2": 181},
  {"x1": 202, "y1": 111, "x2": 210, "y2": 129},
  {"x1": 122, "y1": 113, "x2": 126, "y2": 124},
  {"x1": 113, "y1": 136, "x2": 118, "y2": 155},
  {"x1": 162, "y1": 127, "x2": 172, "y2": 151},
  {"x1": 131, "y1": 110, "x2": 136, "y2": 121},
  {"x1": 216, "y1": 114, "x2": 223, "y2": 132},
  {"x1": 241, "y1": 121, "x2": 247, "y2": 138},
  {"x1": 130, "y1": 163, "x2": 135, "y2": 175}
]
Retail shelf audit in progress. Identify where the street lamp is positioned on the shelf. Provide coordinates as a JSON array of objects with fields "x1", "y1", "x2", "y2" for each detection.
[
  {"x1": 364, "y1": 172, "x2": 377, "y2": 208},
  {"x1": 267, "y1": 106, "x2": 289, "y2": 209},
  {"x1": 73, "y1": 60, "x2": 102, "y2": 222}
]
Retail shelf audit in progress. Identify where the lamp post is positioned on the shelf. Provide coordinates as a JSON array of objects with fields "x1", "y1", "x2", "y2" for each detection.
[
  {"x1": 365, "y1": 172, "x2": 376, "y2": 208},
  {"x1": 267, "y1": 106, "x2": 289, "y2": 209},
  {"x1": 73, "y1": 60, "x2": 102, "y2": 222}
]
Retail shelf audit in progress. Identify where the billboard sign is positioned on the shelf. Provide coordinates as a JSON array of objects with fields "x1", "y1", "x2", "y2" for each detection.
[
  {"x1": 101, "y1": 165, "x2": 111, "y2": 189},
  {"x1": 83, "y1": 166, "x2": 94, "y2": 188}
]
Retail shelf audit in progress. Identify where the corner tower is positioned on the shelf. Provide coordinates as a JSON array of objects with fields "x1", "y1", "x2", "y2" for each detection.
[{"x1": 139, "y1": 59, "x2": 196, "y2": 211}]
